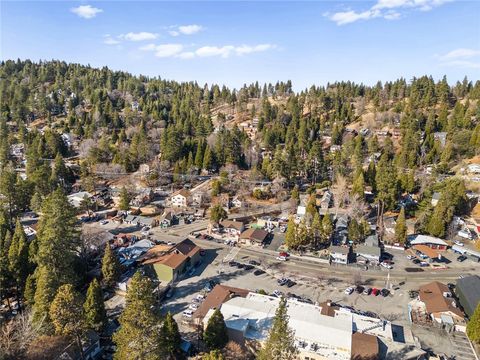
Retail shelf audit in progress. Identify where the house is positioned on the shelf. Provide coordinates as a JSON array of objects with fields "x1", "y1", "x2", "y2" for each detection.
[
  {"x1": 431, "y1": 192, "x2": 441, "y2": 207},
  {"x1": 194, "y1": 284, "x2": 249, "y2": 321},
  {"x1": 334, "y1": 214, "x2": 349, "y2": 245},
  {"x1": 456, "y1": 275, "x2": 480, "y2": 318},
  {"x1": 131, "y1": 188, "x2": 154, "y2": 207},
  {"x1": 124, "y1": 214, "x2": 138, "y2": 225},
  {"x1": 202, "y1": 293, "x2": 397, "y2": 360},
  {"x1": 136, "y1": 215, "x2": 158, "y2": 228},
  {"x1": 364, "y1": 234, "x2": 379, "y2": 247},
  {"x1": 330, "y1": 245, "x2": 351, "y2": 264},
  {"x1": 239, "y1": 228, "x2": 269, "y2": 246},
  {"x1": 67, "y1": 191, "x2": 93, "y2": 208},
  {"x1": 142, "y1": 239, "x2": 202, "y2": 283},
  {"x1": 416, "y1": 282, "x2": 465, "y2": 331},
  {"x1": 409, "y1": 234, "x2": 448, "y2": 250},
  {"x1": 320, "y1": 190, "x2": 332, "y2": 210},
  {"x1": 383, "y1": 216, "x2": 396, "y2": 236},
  {"x1": 355, "y1": 245, "x2": 381, "y2": 264},
  {"x1": 171, "y1": 189, "x2": 191, "y2": 208},
  {"x1": 220, "y1": 220, "x2": 245, "y2": 237},
  {"x1": 52, "y1": 330, "x2": 101, "y2": 360},
  {"x1": 160, "y1": 211, "x2": 175, "y2": 228},
  {"x1": 191, "y1": 192, "x2": 204, "y2": 207}
]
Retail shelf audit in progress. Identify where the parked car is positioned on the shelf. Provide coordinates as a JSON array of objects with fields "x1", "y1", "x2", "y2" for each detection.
[
  {"x1": 381, "y1": 289, "x2": 390, "y2": 297},
  {"x1": 253, "y1": 269, "x2": 265, "y2": 276},
  {"x1": 188, "y1": 303, "x2": 199, "y2": 310},
  {"x1": 183, "y1": 310, "x2": 194, "y2": 318},
  {"x1": 195, "y1": 294, "x2": 205, "y2": 301},
  {"x1": 276, "y1": 256, "x2": 287, "y2": 261},
  {"x1": 458, "y1": 230, "x2": 472, "y2": 240},
  {"x1": 419, "y1": 261, "x2": 429, "y2": 267},
  {"x1": 344, "y1": 287, "x2": 354, "y2": 295},
  {"x1": 243, "y1": 264, "x2": 254, "y2": 270},
  {"x1": 355, "y1": 285, "x2": 364, "y2": 294},
  {"x1": 406, "y1": 255, "x2": 415, "y2": 260},
  {"x1": 273, "y1": 290, "x2": 282, "y2": 297},
  {"x1": 286, "y1": 280, "x2": 296, "y2": 288},
  {"x1": 278, "y1": 278, "x2": 289, "y2": 286},
  {"x1": 228, "y1": 261, "x2": 238, "y2": 267},
  {"x1": 279, "y1": 252, "x2": 290, "y2": 258},
  {"x1": 248, "y1": 260, "x2": 260, "y2": 266},
  {"x1": 380, "y1": 262, "x2": 393, "y2": 269},
  {"x1": 412, "y1": 258, "x2": 421, "y2": 264},
  {"x1": 363, "y1": 287, "x2": 372, "y2": 295},
  {"x1": 371, "y1": 288, "x2": 380, "y2": 296},
  {"x1": 454, "y1": 240, "x2": 465, "y2": 247},
  {"x1": 100, "y1": 220, "x2": 109, "y2": 225},
  {"x1": 457, "y1": 255, "x2": 467, "y2": 262}
]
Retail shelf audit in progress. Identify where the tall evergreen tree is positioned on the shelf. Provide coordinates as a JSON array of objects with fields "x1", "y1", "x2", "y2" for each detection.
[
  {"x1": 467, "y1": 303, "x2": 480, "y2": 344},
  {"x1": 395, "y1": 207, "x2": 407, "y2": 245},
  {"x1": 257, "y1": 297, "x2": 298, "y2": 360},
  {"x1": 32, "y1": 189, "x2": 79, "y2": 331},
  {"x1": 113, "y1": 272, "x2": 163, "y2": 360},
  {"x1": 204, "y1": 308, "x2": 229, "y2": 350},
  {"x1": 50, "y1": 284, "x2": 86, "y2": 360},
  {"x1": 160, "y1": 312, "x2": 182, "y2": 359},
  {"x1": 84, "y1": 278, "x2": 107, "y2": 332},
  {"x1": 118, "y1": 187, "x2": 131, "y2": 211},
  {"x1": 8, "y1": 218, "x2": 29, "y2": 309},
  {"x1": 102, "y1": 244, "x2": 121, "y2": 288}
]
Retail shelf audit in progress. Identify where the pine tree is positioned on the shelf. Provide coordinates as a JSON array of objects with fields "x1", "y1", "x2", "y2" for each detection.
[
  {"x1": 8, "y1": 218, "x2": 29, "y2": 309},
  {"x1": 395, "y1": 207, "x2": 407, "y2": 245},
  {"x1": 204, "y1": 308, "x2": 229, "y2": 350},
  {"x1": 24, "y1": 273, "x2": 36, "y2": 306},
  {"x1": 0, "y1": 229, "x2": 12, "y2": 312},
  {"x1": 84, "y1": 278, "x2": 107, "y2": 332},
  {"x1": 32, "y1": 189, "x2": 80, "y2": 331},
  {"x1": 203, "y1": 146, "x2": 213, "y2": 171},
  {"x1": 50, "y1": 284, "x2": 86, "y2": 359},
  {"x1": 257, "y1": 297, "x2": 298, "y2": 360},
  {"x1": 467, "y1": 303, "x2": 480, "y2": 344},
  {"x1": 320, "y1": 213, "x2": 333, "y2": 246},
  {"x1": 352, "y1": 169, "x2": 365, "y2": 198},
  {"x1": 102, "y1": 244, "x2": 121, "y2": 288},
  {"x1": 32, "y1": 266, "x2": 58, "y2": 332},
  {"x1": 284, "y1": 217, "x2": 298, "y2": 250},
  {"x1": 209, "y1": 204, "x2": 227, "y2": 224},
  {"x1": 348, "y1": 218, "x2": 362, "y2": 244},
  {"x1": 113, "y1": 272, "x2": 163, "y2": 360},
  {"x1": 375, "y1": 154, "x2": 398, "y2": 210},
  {"x1": 118, "y1": 187, "x2": 131, "y2": 211},
  {"x1": 160, "y1": 312, "x2": 181, "y2": 359}
]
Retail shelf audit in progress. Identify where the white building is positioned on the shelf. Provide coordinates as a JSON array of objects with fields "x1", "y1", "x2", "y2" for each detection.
[
  {"x1": 170, "y1": 189, "x2": 190, "y2": 207},
  {"x1": 203, "y1": 293, "x2": 395, "y2": 360},
  {"x1": 67, "y1": 191, "x2": 93, "y2": 208}
]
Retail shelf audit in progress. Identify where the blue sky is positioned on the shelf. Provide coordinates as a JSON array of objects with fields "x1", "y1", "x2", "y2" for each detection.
[{"x1": 1, "y1": 1, "x2": 479, "y2": 90}]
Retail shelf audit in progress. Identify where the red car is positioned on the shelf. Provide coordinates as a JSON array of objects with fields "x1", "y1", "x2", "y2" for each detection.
[
  {"x1": 279, "y1": 252, "x2": 290, "y2": 258},
  {"x1": 371, "y1": 288, "x2": 380, "y2": 296}
]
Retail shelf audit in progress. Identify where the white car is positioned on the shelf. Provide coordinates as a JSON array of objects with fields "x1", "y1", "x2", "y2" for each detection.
[
  {"x1": 407, "y1": 255, "x2": 415, "y2": 260},
  {"x1": 100, "y1": 220, "x2": 108, "y2": 225},
  {"x1": 189, "y1": 303, "x2": 199, "y2": 310},
  {"x1": 276, "y1": 256, "x2": 287, "y2": 261},
  {"x1": 458, "y1": 230, "x2": 472, "y2": 240},
  {"x1": 454, "y1": 240, "x2": 465, "y2": 246},
  {"x1": 183, "y1": 310, "x2": 193, "y2": 318},
  {"x1": 344, "y1": 287, "x2": 354, "y2": 295},
  {"x1": 196, "y1": 294, "x2": 205, "y2": 301},
  {"x1": 273, "y1": 290, "x2": 282, "y2": 297},
  {"x1": 380, "y1": 262, "x2": 393, "y2": 269},
  {"x1": 167, "y1": 241, "x2": 174, "y2": 245}
]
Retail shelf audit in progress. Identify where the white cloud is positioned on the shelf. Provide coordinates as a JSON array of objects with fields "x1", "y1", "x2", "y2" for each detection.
[
  {"x1": 178, "y1": 25, "x2": 203, "y2": 35},
  {"x1": 121, "y1": 32, "x2": 158, "y2": 42},
  {"x1": 177, "y1": 52, "x2": 196, "y2": 59},
  {"x1": 103, "y1": 35, "x2": 121, "y2": 45},
  {"x1": 327, "y1": 0, "x2": 451, "y2": 25},
  {"x1": 140, "y1": 44, "x2": 184, "y2": 57},
  {"x1": 71, "y1": 5, "x2": 103, "y2": 19},
  {"x1": 438, "y1": 48, "x2": 480, "y2": 61},
  {"x1": 169, "y1": 30, "x2": 180, "y2": 37},
  {"x1": 437, "y1": 48, "x2": 480, "y2": 69},
  {"x1": 329, "y1": 9, "x2": 381, "y2": 25},
  {"x1": 139, "y1": 43, "x2": 276, "y2": 59}
]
